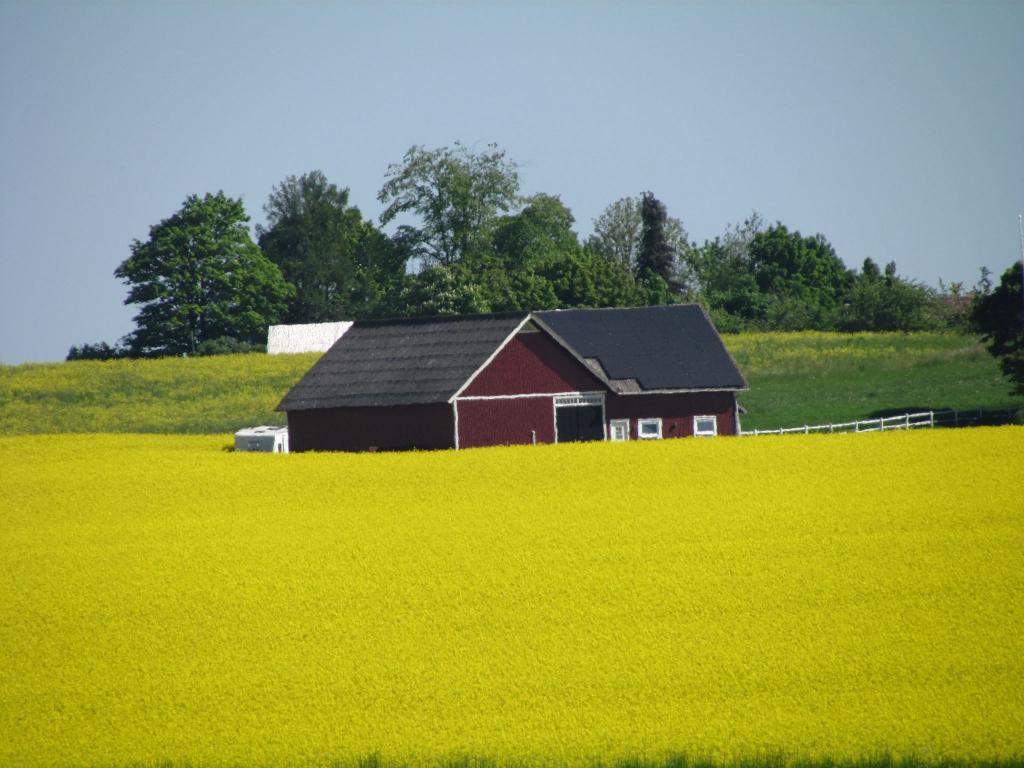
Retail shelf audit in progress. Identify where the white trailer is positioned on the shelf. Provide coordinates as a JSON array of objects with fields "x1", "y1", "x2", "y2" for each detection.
[{"x1": 234, "y1": 426, "x2": 289, "y2": 453}]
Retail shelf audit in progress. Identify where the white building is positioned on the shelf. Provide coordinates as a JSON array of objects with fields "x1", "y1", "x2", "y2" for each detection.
[{"x1": 267, "y1": 321, "x2": 352, "y2": 354}]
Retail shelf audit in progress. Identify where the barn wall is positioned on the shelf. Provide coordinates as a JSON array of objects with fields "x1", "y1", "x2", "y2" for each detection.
[
  {"x1": 456, "y1": 329, "x2": 608, "y2": 449},
  {"x1": 461, "y1": 331, "x2": 604, "y2": 397},
  {"x1": 607, "y1": 391, "x2": 738, "y2": 438},
  {"x1": 287, "y1": 403, "x2": 454, "y2": 452},
  {"x1": 457, "y1": 397, "x2": 556, "y2": 449}
]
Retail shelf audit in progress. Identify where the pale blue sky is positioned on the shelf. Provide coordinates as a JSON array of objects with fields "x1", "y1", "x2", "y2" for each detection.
[{"x1": 1, "y1": 0, "x2": 1021, "y2": 364}]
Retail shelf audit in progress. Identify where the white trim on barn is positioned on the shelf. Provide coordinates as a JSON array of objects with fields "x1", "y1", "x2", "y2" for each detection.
[
  {"x1": 448, "y1": 315, "x2": 534, "y2": 402},
  {"x1": 267, "y1": 322, "x2": 352, "y2": 354},
  {"x1": 453, "y1": 399, "x2": 460, "y2": 450},
  {"x1": 456, "y1": 390, "x2": 605, "y2": 403},
  {"x1": 616, "y1": 386, "x2": 749, "y2": 395}
]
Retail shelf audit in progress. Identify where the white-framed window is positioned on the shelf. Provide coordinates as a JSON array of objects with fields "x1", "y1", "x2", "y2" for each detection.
[
  {"x1": 638, "y1": 418, "x2": 662, "y2": 439},
  {"x1": 609, "y1": 419, "x2": 630, "y2": 442},
  {"x1": 694, "y1": 415, "x2": 718, "y2": 437}
]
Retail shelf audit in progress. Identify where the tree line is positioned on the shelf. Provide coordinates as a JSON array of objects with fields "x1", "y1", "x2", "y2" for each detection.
[{"x1": 68, "y1": 141, "x2": 1023, "y2": 394}]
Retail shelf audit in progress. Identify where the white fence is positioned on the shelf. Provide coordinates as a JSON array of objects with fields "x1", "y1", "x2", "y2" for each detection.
[{"x1": 742, "y1": 408, "x2": 1017, "y2": 437}]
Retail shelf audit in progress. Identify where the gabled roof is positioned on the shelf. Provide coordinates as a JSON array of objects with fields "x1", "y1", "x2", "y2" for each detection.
[
  {"x1": 534, "y1": 305, "x2": 747, "y2": 393},
  {"x1": 277, "y1": 304, "x2": 746, "y2": 412},
  {"x1": 277, "y1": 312, "x2": 528, "y2": 410}
]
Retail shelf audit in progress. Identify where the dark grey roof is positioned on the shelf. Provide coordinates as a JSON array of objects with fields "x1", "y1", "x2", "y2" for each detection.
[
  {"x1": 277, "y1": 312, "x2": 528, "y2": 410},
  {"x1": 534, "y1": 305, "x2": 747, "y2": 392}
]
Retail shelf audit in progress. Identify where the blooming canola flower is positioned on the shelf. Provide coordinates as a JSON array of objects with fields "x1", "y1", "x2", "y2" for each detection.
[{"x1": 1, "y1": 429, "x2": 1022, "y2": 767}]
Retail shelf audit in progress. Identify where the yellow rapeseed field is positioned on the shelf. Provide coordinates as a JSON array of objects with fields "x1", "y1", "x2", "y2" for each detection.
[
  {"x1": 1, "y1": 429, "x2": 1022, "y2": 767},
  {"x1": 0, "y1": 353, "x2": 317, "y2": 434}
]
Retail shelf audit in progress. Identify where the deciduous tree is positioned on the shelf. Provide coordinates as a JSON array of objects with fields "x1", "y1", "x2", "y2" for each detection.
[
  {"x1": 484, "y1": 194, "x2": 642, "y2": 310},
  {"x1": 258, "y1": 171, "x2": 403, "y2": 322},
  {"x1": 838, "y1": 258, "x2": 937, "y2": 332},
  {"x1": 476, "y1": 194, "x2": 577, "y2": 311},
  {"x1": 588, "y1": 196, "x2": 642, "y2": 267},
  {"x1": 589, "y1": 193, "x2": 691, "y2": 287},
  {"x1": 378, "y1": 142, "x2": 520, "y2": 267},
  {"x1": 115, "y1": 193, "x2": 292, "y2": 357},
  {"x1": 399, "y1": 264, "x2": 491, "y2": 316},
  {"x1": 971, "y1": 262, "x2": 1024, "y2": 395},
  {"x1": 688, "y1": 213, "x2": 766, "y2": 330},
  {"x1": 491, "y1": 194, "x2": 579, "y2": 272},
  {"x1": 748, "y1": 223, "x2": 852, "y2": 329}
]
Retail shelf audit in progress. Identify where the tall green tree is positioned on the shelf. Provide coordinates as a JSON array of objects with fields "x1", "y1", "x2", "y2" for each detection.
[
  {"x1": 637, "y1": 191, "x2": 682, "y2": 291},
  {"x1": 257, "y1": 171, "x2": 403, "y2": 322},
  {"x1": 748, "y1": 223, "x2": 852, "y2": 329},
  {"x1": 492, "y1": 194, "x2": 579, "y2": 271},
  {"x1": 689, "y1": 213, "x2": 766, "y2": 330},
  {"x1": 115, "y1": 192, "x2": 292, "y2": 357},
  {"x1": 588, "y1": 194, "x2": 691, "y2": 279},
  {"x1": 542, "y1": 245, "x2": 643, "y2": 309},
  {"x1": 484, "y1": 194, "x2": 643, "y2": 311},
  {"x1": 399, "y1": 264, "x2": 491, "y2": 316},
  {"x1": 588, "y1": 196, "x2": 642, "y2": 267},
  {"x1": 378, "y1": 142, "x2": 520, "y2": 267},
  {"x1": 839, "y1": 258, "x2": 937, "y2": 332},
  {"x1": 971, "y1": 262, "x2": 1024, "y2": 395},
  {"x1": 476, "y1": 193, "x2": 577, "y2": 311}
]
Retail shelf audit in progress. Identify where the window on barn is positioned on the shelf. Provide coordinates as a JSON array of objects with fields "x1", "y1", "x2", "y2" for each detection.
[
  {"x1": 694, "y1": 415, "x2": 718, "y2": 437},
  {"x1": 638, "y1": 418, "x2": 662, "y2": 439},
  {"x1": 609, "y1": 419, "x2": 630, "y2": 441}
]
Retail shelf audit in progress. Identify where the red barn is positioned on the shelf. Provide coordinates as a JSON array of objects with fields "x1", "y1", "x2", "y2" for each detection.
[{"x1": 277, "y1": 305, "x2": 747, "y2": 452}]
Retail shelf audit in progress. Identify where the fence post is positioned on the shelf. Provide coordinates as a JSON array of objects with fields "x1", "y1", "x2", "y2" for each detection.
[
  {"x1": 905, "y1": 413, "x2": 909, "y2": 429},
  {"x1": 929, "y1": 411, "x2": 934, "y2": 428}
]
